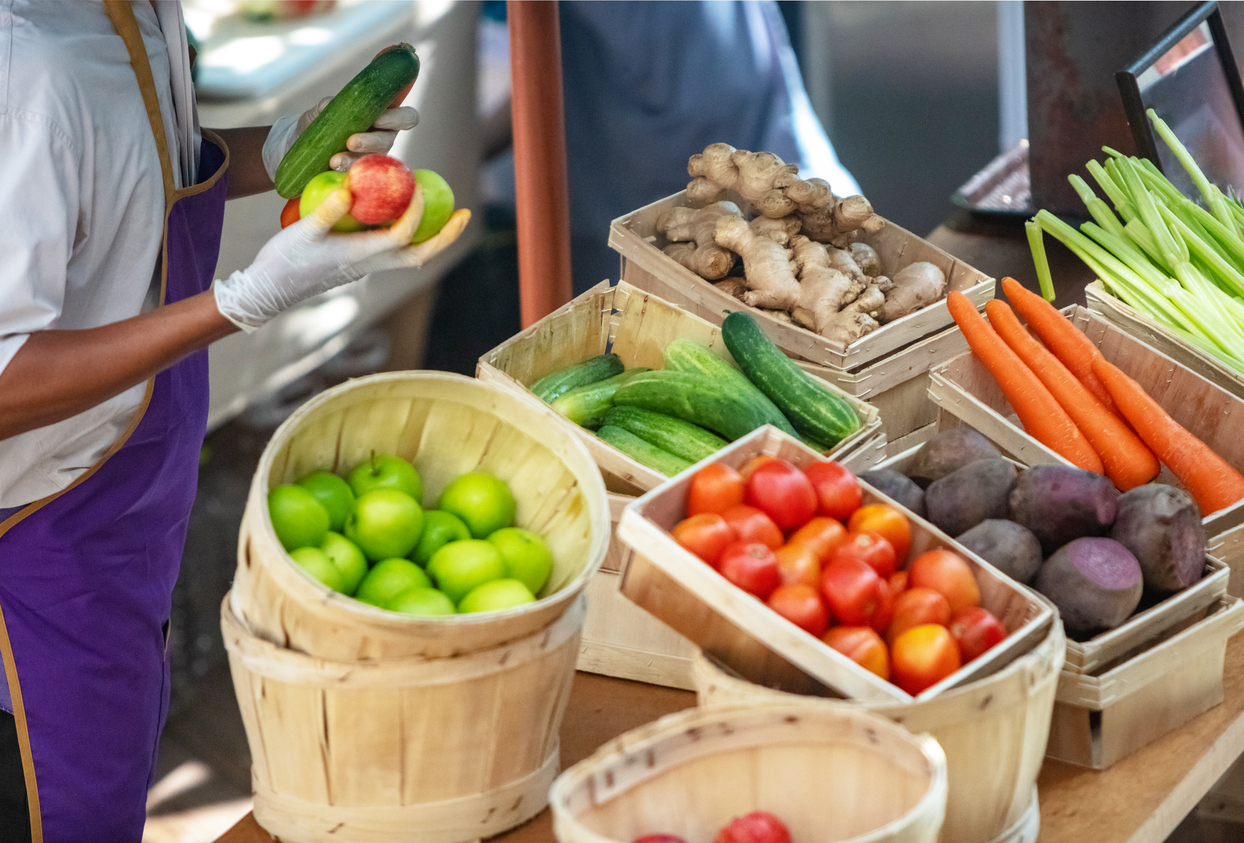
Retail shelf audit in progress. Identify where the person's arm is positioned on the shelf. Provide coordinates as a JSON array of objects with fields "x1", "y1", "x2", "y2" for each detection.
[
  {"x1": 214, "y1": 126, "x2": 274, "y2": 199},
  {"x1": 0, "y1": 291, "x2": 237, "y2": 440}
]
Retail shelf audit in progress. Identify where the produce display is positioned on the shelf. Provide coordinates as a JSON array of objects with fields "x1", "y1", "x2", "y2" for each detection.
[
  {"x1": 267, "y1": 454, "x2": 555, "y2": 616},
  {"x1": 530, "y1": 314, "x2": 862, "y2": 475},
  {"x1": 878, "y1": 427, "x2": 1210, "y2": 640},
  {"x1": 634, "y1": 810, "x2": 792, "y2": 843},
  {"x1": 667, "y1": 455, "x2": 1010, "y2": 695},
  {"x1": 947, "y1": 281, "x2": 1244, "y2": 515},
  {"x1": 655, "y1": 143, "x2": 948, "y2": 344}
]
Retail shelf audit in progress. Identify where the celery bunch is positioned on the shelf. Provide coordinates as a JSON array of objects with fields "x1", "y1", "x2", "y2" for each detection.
[{"x1": 1029, "y1": 108, "x2": 1244, "y2": 370}]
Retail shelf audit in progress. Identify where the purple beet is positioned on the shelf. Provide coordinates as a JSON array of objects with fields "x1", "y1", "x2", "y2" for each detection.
[
  {"x1": 1008, "y1": 465, "x2": 1119, "y2": 555},
  {"x1": 956, "y1": 519, "x2": 1043, "y2": 584},
  {"x1": 924, "y1": 458, "x2": 1018, "y2": 537},
  {"x1": 1035, "y1": 537, "x2": 1143, "y2": 634},
  {"x1": 1110, "y1": 484, "x2": 1206, "y2": 593},
  {"x1": 859, "y1": 468, "x2": 926, "y2": 517},
  {"x1": 907, "y1": 428, "x2": 1002, "y2": 488}
]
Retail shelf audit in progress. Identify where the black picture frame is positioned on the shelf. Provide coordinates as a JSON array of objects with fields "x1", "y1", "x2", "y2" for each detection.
[{"x1": 1116, "y1": 1, "x2": 1244, "y2": 184}]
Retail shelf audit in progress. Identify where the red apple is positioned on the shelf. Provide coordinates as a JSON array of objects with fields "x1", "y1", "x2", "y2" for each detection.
[
  {"x1": 345, "y1": 154, "x2": 414, "y2": 225},
  {"x1": 715, "y1": 812, "x2": 792, "y2": 843}
]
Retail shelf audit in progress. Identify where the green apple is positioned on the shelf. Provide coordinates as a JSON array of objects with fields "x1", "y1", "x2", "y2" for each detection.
[
  {"x1": 300, "y1": 170, "x2": 368, "y2": 232},
  {"x1": 388, "y1": 586, "x2": 456, "y2": 617},
  {"x1": 411, "y1": 510, "x2": 471, "y2": 567},
  {"x1": 296, "y1": 469, "x2": 355, "y2": 532},
  {"x1": 487, "y1": 527, "x2": 553, "y2": 595},
  {"x1": 427, "y1": 539, "x2": 506, "y2": 604},
  {"x1": 290, "y1": 546, "x2": 347, "y2": 593},
  {"x1": 411, "y1": 169, "x2": 455, "y2": 244},
  {"x1": 347, "y1": 454, "x2": 423, "y2": 503},
  {"x1": 354, "y1": 557, "x2": 432, "y2": 607},
  {"x1": 319, "y1": 531, "x2": 368, "y2": 595},
  {"x1": 438, "y1": 472, "x2": 516, "y2": 539},
  {"x1": 268, "y1": 484, "x2": 330, "y2": 551},
  {"x1": 458, "y1": 578, "x2": 536, "y2": 614},
  {"x1": 343, "y1": 489, "x2": 424, "y2": 561}
]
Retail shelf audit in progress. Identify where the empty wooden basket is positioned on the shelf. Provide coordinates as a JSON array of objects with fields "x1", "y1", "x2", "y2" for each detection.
[
  {"x1": 230, "y1": 371, "x2": 611, "y2": 661},
  {"x1": 549, "y1": 702, "x2": 948, "y2": 843}
]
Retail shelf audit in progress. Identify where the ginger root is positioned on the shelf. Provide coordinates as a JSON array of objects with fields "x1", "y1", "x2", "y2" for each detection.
[
  {"x1": 657, "y1": 201, "x2": 741, "y2": 280},
  {"x1": 687, "y1": 143, "x2": 834, "y2": 219},
  {"x1": 878, "y1": 261, "x2": 947, "y2": 323},
  {"x1": 801, "y1": 193, "x2": 885, "y2": 244},
  {"x1": 714, "y1": 279, "x2": 748, "y2": 300},
  {"x1": 750, "y1": 215, "x2": 803, "y2": 246},
  {"x1": 789, "y1": 236, "x2": 863, "y2": 334},
  {"x1": 818, "y1": 283, "x2": 887, "y2": 346},
  {"x1": 849, "y1": 242, "x2": 883, "y2": 277},
  {"x1": 713, "y1": 215, "x2": 800, "y2": 310}
]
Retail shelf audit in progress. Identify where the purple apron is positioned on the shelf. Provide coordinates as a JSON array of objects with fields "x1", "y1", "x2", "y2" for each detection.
[{"x1": 0, "y1": 4, "x2": 228, "y2": 840}]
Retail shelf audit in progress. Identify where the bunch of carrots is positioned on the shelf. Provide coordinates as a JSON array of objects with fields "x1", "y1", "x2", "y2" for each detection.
[{"x1": 947, "y1": 277, "x2": 1244, "y2": 516}]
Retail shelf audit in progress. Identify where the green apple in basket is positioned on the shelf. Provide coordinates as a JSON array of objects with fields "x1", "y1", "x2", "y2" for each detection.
[
  {"x1": 268, "y1": 484, "x2": 331, "y2": 551},
  {"x1": 347, "y1": 454, "x2": 423, "y2": 502},
  {"x1": 344, "y1": 489, "x2": 424, "y2": 561},
  {"x1": 297, "y1": 469, "x2": 355, "y2": 532},
  {"x1": 426, "y1": 539, "x2": 506, "y2": 604},
  {"x1": 411, "y1": 510, "x2": 472, "y2": 567},
  {"x1": 355, "y1": 557, "x2": 432, "y2": 607}
]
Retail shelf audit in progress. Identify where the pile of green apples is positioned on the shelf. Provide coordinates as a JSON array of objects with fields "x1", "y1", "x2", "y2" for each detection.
[{"x1": 267, "y1": 454, "x2": 553, "y2": 616}]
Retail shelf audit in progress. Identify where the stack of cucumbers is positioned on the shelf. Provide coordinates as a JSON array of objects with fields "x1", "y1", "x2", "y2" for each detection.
[{"x1": 529, "y1": 312, "x2": 862, "y2": 477}]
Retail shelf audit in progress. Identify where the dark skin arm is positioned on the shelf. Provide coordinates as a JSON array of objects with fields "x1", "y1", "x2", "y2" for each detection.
[{"x1": 213, "y1": 126, "x2": 274, "y2": 198}]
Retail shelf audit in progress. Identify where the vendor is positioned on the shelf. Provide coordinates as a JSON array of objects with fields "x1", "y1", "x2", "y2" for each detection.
[{"x1": 0, "y1": 2, "x2": 460, "y2": 840}]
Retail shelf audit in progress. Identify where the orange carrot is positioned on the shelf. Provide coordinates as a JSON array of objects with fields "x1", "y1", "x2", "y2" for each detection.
[
  {"x1": 985, "y1": 299, "x2": 1159, "y2": 490},
  {"x1": 947, "y1": 291, "x2": 1104, "y2": 473},
  {"x1": 1001, "y1": 277, "x2": 1119, "y2": 415},
  {"x1": 1092, "y1": 355, "x2": 1244, "y2": 515}
]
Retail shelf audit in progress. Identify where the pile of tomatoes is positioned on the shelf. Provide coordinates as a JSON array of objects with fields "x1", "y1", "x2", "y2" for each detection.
[{"x1": 670, "y1": 455, "x2": 1009, "y2": 695}]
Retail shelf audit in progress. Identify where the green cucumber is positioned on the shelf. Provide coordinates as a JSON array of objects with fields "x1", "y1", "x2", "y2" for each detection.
[
  {"x1": 722, "y1": 311, "x2": 862, "y2": 446},
  {"x1": 602, "y1": 406, "x2": 728, "y2": 463},
  {"x1": 550, "y1": 368, "x2": 651, "y2": 429},
  {"x1": 274, "y1": 45, "x2": 420, "y2": 198},
  {"x1": 663, "y1": 338, "x2": 800, "y2": 438},
  {"x1": 596, "y1": 425, "x2": 692, "y2": 477},
  {"x1": 612, "y1": 370, "x2": 787, "y2": 441},
  {"x1": 530, "y1": 354, "x2": 625, "y2": 403}
]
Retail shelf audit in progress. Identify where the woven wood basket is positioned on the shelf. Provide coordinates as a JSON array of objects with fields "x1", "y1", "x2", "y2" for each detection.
[
  {"x1": 223, "y1": 593, "x2": 584, "y2": 843},
  {"x1": 692, "y1": 617, "x2": 1064, "y2": 843},
  {"x1": 230, "y1": 371, "x2": 611, "y2": 661},
  {"x1": 549, "y1": 702, "x2": 948, "y2": 843}
]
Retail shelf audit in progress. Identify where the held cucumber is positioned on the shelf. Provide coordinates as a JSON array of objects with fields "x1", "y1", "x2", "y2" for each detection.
[
  {"x1": 596, "y1": 425, "x2": 692, "y2": 477},
  {"x1": 663, "y1": 338, "x2": 800, "y2": 438},
  {"x1": 530, "y1": 354, "x2": 625, "y2": 403},
  {"x1": 602, "y1": 405, "x2": 728, "y2": 463},
  {"x1": 550, "y1": 368, "x2": 651, "y2": 429},
  {"x1": 612, "y1": 370, "x2": 785, "y2": 441}
]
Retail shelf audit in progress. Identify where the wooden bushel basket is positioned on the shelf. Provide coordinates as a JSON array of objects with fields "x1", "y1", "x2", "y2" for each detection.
[
  {"x1": 223, "y1": 593, "x2": 585, "y2": 843},
  {"x1": 548, "y1": 702, "x2": 948, "y2": 843},
  {"x1": 692, "y1": 618, "x2": 1065, "y2": 843},
  {"x1": 230, "y1": 371, "x2": 611, "y2": 661}
]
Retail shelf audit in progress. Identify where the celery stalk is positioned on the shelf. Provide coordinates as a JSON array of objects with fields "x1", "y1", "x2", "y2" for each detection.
[{"x1": 1025, "y1": 220, "x2": 1056, "y2": 301}]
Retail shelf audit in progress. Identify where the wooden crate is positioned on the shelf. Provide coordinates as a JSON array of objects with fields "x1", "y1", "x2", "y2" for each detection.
[
  {"x1": 1209, "y1": 522, "x2": 1244, "y2": 599},
  {"x1": 1046, "y1": 596, "x2": 1244, "y2": 770},
  {"x1": 477, "y1": 279, "x2": 884, "y2": 495},
  {"x1": 548, "y1": 701, "x2": 948, "y2": 843},
  {"x1": 928, "y1": 306, "x2": 1244, "y2": 539},
  {"x1": 616, "y1": 425, "x2": 1054, "y2": 704},
  {"x1": 608, "y1": 191, "x2": 995, "y2": 371}
]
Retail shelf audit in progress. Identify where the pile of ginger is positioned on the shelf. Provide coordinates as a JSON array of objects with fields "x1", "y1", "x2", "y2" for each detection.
[{"x1": 657, "y1": 143, "x2": 947, "y2": 346}]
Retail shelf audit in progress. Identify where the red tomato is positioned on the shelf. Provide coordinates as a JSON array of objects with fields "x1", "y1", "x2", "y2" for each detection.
[
  {"x1": 889, "y1": 570, "x2": 908, "y2": 594},
  {"x1": 822, "y1": 626, "x2": 890, "y2": 680},
  {"x1": 786, "y1": 516, "x2": 848, "y2": 563},
  {"x1": 819, "y1": 558, "x2": 885, "y2": 627},
  {"x1": 687, "y1": 464, "x2": 746, "y2": 516},
  {"x1": 280, "y1": 196, "x2": 301, "y2": 228},
  {"x1": 827, "y1": 531, "x2": 897, "y2": 580},
  {"x1": 745, "y1": 459, "x2": 817, "y2": 531},
  {"x1": 803, "y1": 461, "x2": 863, "y2": 521},
  {"x1": 891, "y1": 624, "x2": 962, "y2": 695},
  {"x1": 848, "y1": 504, "x2": 912, "y2": 563},
  {"x1": 871, "y1": 578, "x2": 895, "y2": 633},
  {"x1": 949, "y1": 606, "x2": 1008, "y2": 662},
  {"x1": 739, "y1": 455, "x2": 778, "y2": 482},
  {"x1": 671, "y1": 513, "x2": 736, "y2": 568},
  {"x1": 719, "y1": 542, "x2": 781, "y2": 599},
  {"x1": 908, "y1": 549, "x2": 981, "y2": 615},
  {"x1": 721, "y1": 505, "x2": 783, "y2": 550},
  {"x1": 774, "y1": 543, "x2": 821, "y2": 589},
  {"x1": 886, "y1": 587, "x2": 952, "y2": 646},
  {"x1": 715, "y1": 813, "x2": 792, "y2": 843},
  {"x1": 767, "y1": 583, "x2": 830, "y2": 637}
]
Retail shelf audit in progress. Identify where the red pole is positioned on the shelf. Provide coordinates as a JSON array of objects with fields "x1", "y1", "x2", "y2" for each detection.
[{"x1": 508, "y1": 1, "x2": 573, "y2": 327}]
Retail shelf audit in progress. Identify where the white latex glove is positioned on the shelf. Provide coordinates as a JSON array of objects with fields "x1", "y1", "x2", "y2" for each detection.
[
  {"x1": 213, "y1": 187, "x2": 471, "y2": 332},
  {"x1": 262, "y1": 100, "x2": 420, "y2": 180}
]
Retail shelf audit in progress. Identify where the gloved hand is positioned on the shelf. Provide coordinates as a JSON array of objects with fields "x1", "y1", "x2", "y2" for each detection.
[
  {"x1": 262, "y1": 99, "x2": 420, "y2": 180},
  {"x1": 213, "y1": 187, "x2": 471, "y2": 332}
]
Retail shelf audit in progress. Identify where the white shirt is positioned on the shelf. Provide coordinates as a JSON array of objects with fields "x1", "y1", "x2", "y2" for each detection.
[{"x1": 0, "y1": 0, "x2": 199, "y2": 507}]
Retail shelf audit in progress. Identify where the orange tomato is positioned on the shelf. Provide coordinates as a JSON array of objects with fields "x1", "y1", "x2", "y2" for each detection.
[
  {"x1": 891, "y1": 624, "x2": 962, "y2": 695},
  {"x1": 786, "y1": 517, "x2": 848, "y2": 563},
  {"x1": 720, "y1": 504, "x2": 784, "y2": 550},
  {"x1": 775, "y1": 543, "x2": 821, "y2": 589},
  {"x1": 739, "y1": 455, "x2": 778, "y2": 483},
  {"x1": 822, "y1": 626, "x2": 890, "y2": 680},
  {"x1": 886, "y1": 587, "x2": 952, "y2": 645},
  {"x1": 686, "y1": 463, "x2": 746, "y2": 516},
  {"x1": 280, "y1": 196, "x2": 301, "y2": 228},
  {"x1": 827, "y1": 531, "x2": 897, "y2": 579},
  {"x1": 907, "y1": 549, "x2": 981, "y2": 615},
  {"x1": 848, "y1": 503, "x2": 911, "y2": 562},
  {"x1": 889, "y1": 570, "x2": 908, "y2": 594},
  {"x1": 767, "y1": 583, "x2": 830, "y2": 637},
  {"x1": 671, "y1": 513, "x2": 736, "y2": 568}
]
